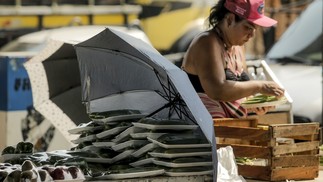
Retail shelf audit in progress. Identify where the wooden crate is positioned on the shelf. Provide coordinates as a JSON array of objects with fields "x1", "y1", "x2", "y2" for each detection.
[
  {"x1": 214, "y1": 118, "x2": 258, "y2": 145},
  {"x1": 214, "y1": 119, "x2": 320, "y2": 181}
]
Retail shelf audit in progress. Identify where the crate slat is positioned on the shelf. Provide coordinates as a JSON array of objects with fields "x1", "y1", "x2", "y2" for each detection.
[
  {"x1": 272, "y1": 155, "x2": 319, "y2": 167},
  {"x1": 273, "y1": 141, "x2": 320, "y2": 155},
  {"x1": 272, "y1": 123, "x2": 319, "y2": 138},
  {"x1": 291, "y1": 134, "x2": 320, "y2": 141},
  {"x1": 214, "y1": 118, "x2": 258, "y2": 127},
  {"x1": 217, "y1": 144, "x2": 271, "y2": 158},
  {"x1": 237, "y1": 165, "x2": 271, "y2": 181},
  {"x1": 271, "y1": 166, "x2": 319, "y2": 181},
  {"x1": 214, "y1": 126, "x2": 270, "y2": 141}
]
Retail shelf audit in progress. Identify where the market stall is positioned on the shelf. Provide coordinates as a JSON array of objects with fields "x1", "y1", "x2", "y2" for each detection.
[
  {"x1": 2, "y1": 26, "x2": 319, "y2": 182},
  {"x1": 1, "y1": 27, "x2": 217, "y2": 181}
]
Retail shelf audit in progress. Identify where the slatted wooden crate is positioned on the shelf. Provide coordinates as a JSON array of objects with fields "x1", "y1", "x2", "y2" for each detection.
[{"x1": 214, "y1": 118, "x2": 320, "y2": 181}]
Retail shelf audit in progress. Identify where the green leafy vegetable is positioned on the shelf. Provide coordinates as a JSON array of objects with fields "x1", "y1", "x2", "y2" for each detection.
[{"x1": 243, "y1": 95, "x2": 278, "y2": 104}]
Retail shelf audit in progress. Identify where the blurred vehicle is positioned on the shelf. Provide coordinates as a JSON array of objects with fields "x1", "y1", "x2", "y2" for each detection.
[
  {"x1": 266, "y1": 0, "x2": 322, "y2": 125},
  {"x1": 0, "y1": 0, "x2": 142, "y2": 47},
  {"x1": 131, "y1": 0, "x2": 215, "y2": 54},
  {"x1": 0, "y1": 25, "x2": 151, "y2": 55}
]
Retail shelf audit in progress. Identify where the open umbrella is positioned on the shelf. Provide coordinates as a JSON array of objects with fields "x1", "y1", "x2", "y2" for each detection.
[
  {"x1": 24, "y1": 26, "x2": 153, "y2": 144},
  {"x1": 24, "y1": 40, "x2": 90, "y2": 143},
  {"x1": 74, "y1": 28, "x2": 217, "y2": 179}
]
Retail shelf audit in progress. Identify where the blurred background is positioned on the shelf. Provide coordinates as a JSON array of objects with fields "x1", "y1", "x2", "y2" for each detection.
[
  {"x1": 0, "y1": 0, "x2": 316, "y2": 55},
  {"x1": 0, "y1": 0, "x2": 321, "y2": 151}
]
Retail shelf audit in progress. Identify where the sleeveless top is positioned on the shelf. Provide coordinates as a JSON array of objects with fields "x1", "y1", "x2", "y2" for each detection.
[
  {"x1": 185, "y1": 43, "x2": 250, "y2": 118},
  {"x1": 187, "y1": 68, "x2": 250, "y2": 93}
]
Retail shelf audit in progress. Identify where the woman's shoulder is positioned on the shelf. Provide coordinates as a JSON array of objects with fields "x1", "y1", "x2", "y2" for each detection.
[
  {"x1": 194, "y1": 30, "x2": 216, "y2": 40},
  {"x1": 191, "y1": 30, "x2": 221, "y2": 48}
]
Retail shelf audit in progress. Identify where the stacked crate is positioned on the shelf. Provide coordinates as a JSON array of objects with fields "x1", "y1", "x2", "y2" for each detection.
[{"x1": 214, "y1": 118, "x2": 320, "y2": 181}]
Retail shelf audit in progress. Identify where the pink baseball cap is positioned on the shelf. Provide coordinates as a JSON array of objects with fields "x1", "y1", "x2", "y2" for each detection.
[{"x1": 224, "y1": 0, "x2": 277, "y2": 27}]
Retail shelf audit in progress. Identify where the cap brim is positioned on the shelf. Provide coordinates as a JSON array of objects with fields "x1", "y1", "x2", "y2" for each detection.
[{"x1": 248, "y1": 16, "x2": 277, "y2": 27}]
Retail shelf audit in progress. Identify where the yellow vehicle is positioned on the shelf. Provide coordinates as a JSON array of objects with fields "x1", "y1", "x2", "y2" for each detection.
[
  {"x1": 0, "y1": 0, "x2": 215, "y2": 54},
  {"x1": 0, "y1": 0, "x2": 141, "y2": 46},
  {"x1": 132, "y1": 0, "x2": 215, "y2": 54}
]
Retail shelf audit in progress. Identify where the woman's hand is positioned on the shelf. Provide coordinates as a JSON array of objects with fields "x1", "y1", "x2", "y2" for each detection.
[
  {"x1": 260, "y1": 81, "x2": 285, "y2": 98},
  {"x1": 248, "y1": 106, "x2": 275, "y2": 115}
]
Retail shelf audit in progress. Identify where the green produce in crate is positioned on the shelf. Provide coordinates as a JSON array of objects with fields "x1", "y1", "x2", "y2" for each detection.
[{"x1": 235, "y1": 157, "x2": 254, "y2": 165}]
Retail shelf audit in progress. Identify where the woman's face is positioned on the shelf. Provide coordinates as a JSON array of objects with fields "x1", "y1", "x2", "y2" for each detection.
[{"x1": 230, "y1": 19, "x2": 257, "y2": 46}]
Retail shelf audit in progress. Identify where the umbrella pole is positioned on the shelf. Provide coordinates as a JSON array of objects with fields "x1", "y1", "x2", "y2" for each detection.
[
  {"x1": 146, "y1": 94, "x2": 197, "y2": 124},
  {"x1": 146, "y1": 94, "x2": 183, "y2": 118},
  {"x1": 146, "y1": 100, "x2": 174, "y2": 118}
]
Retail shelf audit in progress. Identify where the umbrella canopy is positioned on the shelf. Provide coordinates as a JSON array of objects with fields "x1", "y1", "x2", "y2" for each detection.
[
  {"x1": 74, "y1": 27, "x2": 214, "y2": 136},
  {"x1": 24, "y1": 25, "x2": 153, "y2": 144},
  {"x1": 74, "y1": 27, "x2": 217, "y2": 178},
  {"x1": 266, "y1": 0, "x2": 322, "y2": 63},
  {"x1": 24, "y1": 40, "x2": 90, "y2": 143}
]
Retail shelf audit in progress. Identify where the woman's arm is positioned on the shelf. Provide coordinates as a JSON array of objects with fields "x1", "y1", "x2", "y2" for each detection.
[{"x1": 193, "y1": 35, "x2": 284, "y2": 102}]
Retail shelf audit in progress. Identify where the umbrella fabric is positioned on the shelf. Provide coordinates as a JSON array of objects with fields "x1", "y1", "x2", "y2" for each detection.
[
  {"x1": 75, "y1": 27, "x2": 214, "y2": 138},
  {"x1": 266, "y1": 0, "x2": 322, "y2": 63},
  {"x1": 74, "y1": 28, "x2": 218, "y2": 179},
  {"x1": 24, "y1": 26, "x2": 154, "y2": 146},
  {"x1": 24, "y1": 40, "x2": 90, "y2": 143}
]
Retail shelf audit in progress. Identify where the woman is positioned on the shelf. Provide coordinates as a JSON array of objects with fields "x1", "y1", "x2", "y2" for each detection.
[{"x1": 181, "y1": 0, "x2": 285, "y2": 118}]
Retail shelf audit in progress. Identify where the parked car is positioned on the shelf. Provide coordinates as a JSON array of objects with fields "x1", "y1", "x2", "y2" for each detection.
[
  {"x1": 0, "y1": 25, "x2": 151, "y2": 54},
  {"x1": 0, "y1": 1, "x2": 142, "y2": 47},
  {"x1": 131, "y1": 0, "x2": 215, "y2": 54}
]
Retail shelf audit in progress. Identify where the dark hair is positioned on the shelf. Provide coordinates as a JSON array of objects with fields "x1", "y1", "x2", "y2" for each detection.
[{"x1": 208, "y1": 0, "x2": 243, "y2": 29}]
